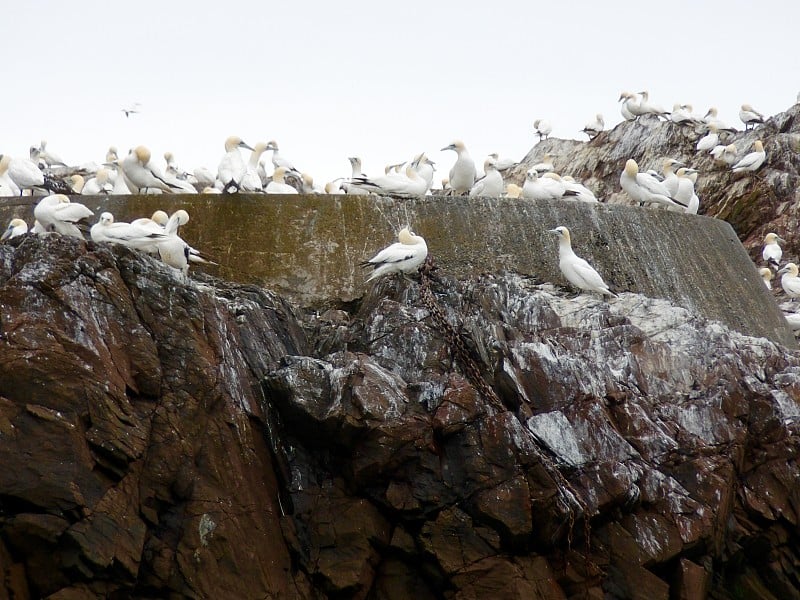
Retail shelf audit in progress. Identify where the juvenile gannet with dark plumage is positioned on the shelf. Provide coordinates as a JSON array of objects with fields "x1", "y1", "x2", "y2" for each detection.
[
  {"x1": 469, "y1": 157, "x2": 503, "y2": 198},
  {"x1": 34, "y1": 194, "x2": 94, "y2": 238},
  {"x1": 265, "y1": 166, "x2": 299, "y2": 194},
  {"x1": 739, "y1": 104, "x2": 765, "y2": 130},
  {"x1": 361, "y1": 227, "x2": 428, "y2": 282},
  {"x1": 1, "y1": 218, "x2": 28, "y2": 240},
  {"x1": 217, "y1": 136, "x2": 254, "y2": 193},
  {"x1": 550, "y1": 226, "x2": 616, "y2": 297},
  {"x1": 759, "y1": 267, "x2": 773, "y2": 290},
  {"x1": 533, "y1": 119, "x2": 552, "y2": 140},
  {"x1": 441, "y1": 140, "x2": 476, "y2": 195},
  {"x1": 731, "y1": 140, "x2": 766, "y2": 173},
  {"x1": 778, "y1": 263, "x2": 800, "y2": 300},
  {"x1": 620, "y1": 159, "x2": 684, "y2": 209},
  {"x1": 762, "y1": 232, "x2": 785, "y2": 269}
]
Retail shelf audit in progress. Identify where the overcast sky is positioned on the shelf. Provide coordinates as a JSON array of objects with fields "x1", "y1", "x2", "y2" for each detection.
[{"x1": 4, "y1": 1, "x2": 799, "y2": 187}]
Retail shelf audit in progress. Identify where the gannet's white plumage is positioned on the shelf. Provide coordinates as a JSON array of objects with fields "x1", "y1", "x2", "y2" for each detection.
[
  {"x1": 265, "y1": 140, "x2": 298, "y2": 173},
  {"x1": 37, "y1": 140, "x2": 67, "y2": 167},
  {"x1": 7, "y1": 156, "x2": 45, "y2": 195},
  {"x1": 703, "y1": 107, "x2": 731, "y2": 131},
  {"x1": 638, "y1": 90, "x2": 667, "y2": 117},
  {"x1": 550, "y1": 226, "x2": 616, "y2": 297},
  {"x1": 1, "y1": 218, "x2": 28, "y2": 240},
  {"x1": 759, "y1": 267, "x2": 773, "y2": 290},
  {"x1": 121, "y1": 146, "x2": 180, "y2": 194},
  {"x1": 217, "y1": 136, "x2": 254, "y2": 192},
  {"x1": 488, "y1": 153, "x2": 516, "y2": 171},
  {"x1": 696, "y1": 125, "x2": 719, "y2": 152},
  {"x1": 240, "y1": 142, "x2": 269, "y2": 192},
  {"x1": 673, "y1": 168, "x2": 698, "y2": 213},
  {"x1": 82, "y1": 167, "x2": 113, "y2": 195},
  {"x1": 533, "y1": 119, "x2": 552, "y2": 140},
  {"x1": 505, "y1": 183, "x2": 523, "y2": 198},
  {"x1": 731, "y1": 140, "x2": 766, "y2": 173},
  {"x1": 582, "y1": 114, "x2": 604, "y2": 139},
  {"x1": 618, "y1": 92, "x2": 641, "y2": 120},
  {"x1": 90, "y1": 212, "x2": 168, "y2": 249},
  {"x1": 34, "y1": 194, "x2": 94, "y2": 239},
  {"x1": 523, "y1": 170, "x2": 565, "y2": 200},
  {"x1": 441, "y1": 140, "x2": 476, "y2": 195},
  {"x1": 620, "y1": 159, "x2": 683, "y2": 209},
  {"x1": 779, "y1": 263, "x2": 800, "y2": 300},
  {"x1": 0, "y1": 156, "x2": 21, "y2": 196},
  {"x1": 530, "y1": 153, "x2": 555, "y2": 175},
  {"x1": 349, "y1": 164, "x2": 428, "y2": 197},
  {"x1": 661, "y1": 158, "x2": 683, "y2": 197},
  {"x1": 361, "y1": 227, "x2": 428, "y2": 282},
  {"x1": 343, "y1": 157, "x2": 370, "y2": 195},
  {"x1": 762, "y1": 232, "x2": 785, "y2": 268},
  {"x1": 561, "y1": 176, "x2": 599, "y2": 203},
  {"x1": 739, "y1": 104, "x2": 765, "y2": 130},
  {"x1": 469, "y1": 157, "x2": 503, "y2": 198},
  {"x1": 265, "y1": 167, "x2": 299, "y2": 194}
]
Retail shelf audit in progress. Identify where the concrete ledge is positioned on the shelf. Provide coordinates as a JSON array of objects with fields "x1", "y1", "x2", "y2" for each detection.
[{"x1": 1, "y1": 194, "x2": 794, "y2": 346}]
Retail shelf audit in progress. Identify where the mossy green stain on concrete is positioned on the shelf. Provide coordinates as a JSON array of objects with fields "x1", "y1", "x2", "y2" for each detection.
[{"x1": 1, "y1": 193, "x2": 794, "y2": 346}]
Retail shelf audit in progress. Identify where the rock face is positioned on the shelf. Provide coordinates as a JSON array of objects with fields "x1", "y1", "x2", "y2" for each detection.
[{"x1": 1, "y1": 235, "x2": 799, "y2": 598}]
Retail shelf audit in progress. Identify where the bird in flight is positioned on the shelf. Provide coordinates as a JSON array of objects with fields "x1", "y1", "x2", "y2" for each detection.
[{"x1": 121, "y1": 102, "x2": 142, "y2": 118}]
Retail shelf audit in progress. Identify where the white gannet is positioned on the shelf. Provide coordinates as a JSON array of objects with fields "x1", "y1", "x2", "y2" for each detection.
[
  {"x1": 192, "y1": 166, "x2": 216, "y2": 188},
  {"x1": 121, "y1": 102, "x2": 141, "y2": 118},
  {"x1": 441, "y1": 140, "x2": 476, "y2": 195},
  {"x1": 696, "y1": 125, "x2": 719, "y2": 152},
  {"x1": 265, "y1": 166, "x2": 299, "y2": 194},
  {"x1": 38, "y1": 140, "x2": 67, "y2": 167},
  {"x1": 759, "y1": 267, "x2": 774, "y2": 290},
  {"x1": 561, "y1": 176, "x2": 599, "y2": 203},
  {"x1": 0, "y1": 156, "x2": 21, "y2": 196},
  {"x1": 762, "y1": 232, "x2": 785, "y2": 269},
  {"x1": 703, "y1": 107, "x2": 731, "y2": 131},
  {"x1": 638, "y1": 90, "x2": 668, "y2": 117},
  {"x1": 534, "y1": 119, "x2": 552, "y2": 140},
  {"x1": 530, "y1": 153, "x2": 555, "y2": 175},
  {"x1": 710, "y1": 143, "x2": 738, "y2": 166},
  {"x1": 505, "y1": 183, "x2": 523, "y2": 198},
  {"x1": 582, "y1": 114, "x2": 604, "y2": 139},
  {"x1": 684, "y1": 170, "x2": 700, "y2": 214},
  {"x1": 620, "y1": 159, "x2": 683, "y2": 209},
  {"x1": 731, "y1": 140, "x2": 766, "y2": 173},
  {"x1": 549, "y1": 226, "x2": 616, "y2": 297},
  {"x1": 324, "y1": 181, "x2": 345, "y2": 194},
  {"x1": 90, "y1": 212, "x2": 168, "y2": 249},
  {"x1": 1, "y1": 218, "x2": 28, "y2": 240},
  {"x1": 106, "y1": 146, "x2": 119, "y2": 163},
  {"x1": 33, "y1": 194, "x2": 94, "y2": 238},
  {"x1": 240, "y1": 142, "x2": 269, "y2": 192},
  {"x1": 82, "y1": 167, "x2": 113, "y2": 195},
  {"x1": 361, "y1": 227, "x2": 428, "y2": 282},
  {"x1": 618, "y1": 92, "x2": 641, "y2": 120},
  {"x1": 217, "y1": 136, "x2": 254, "y2": 193},
  {"x1": 7, "y1": 156, "x2": 45, "y2": 195},
  {"x1": 661, "y1": 158, "x2": 683, "y2": 197},
  {"x1": 673, "y1": 168, "x2": 698, "y2": 213},
  {"x1": 121, "y1": 146, "x2": 182, "y2": 194},
  {"x1": 523, "y1": 170, "x2": 566, "y2": 201},
  {"x1": 343, "y1": 157, "x2": 370, "y2": 195},
  {"x1": 265, "y1": 140, "x2": 299, "y2": 174},
  {"x1": 669, "y1": 104, "x2": 701, "y2": 125},
  {"x1": 154, "y1": 210, "x2": 215, "y2": 277},
  {"x1": 778, "y1": 263, "x2": 800, "y2": 300},
  {"x1": 488, "y1": 152, "x2": 516, "y2": 171},
  {"x1": 739, "y1": 104, "x2": 765, "y2": 130},
  {"x1": 349, "y1": 164, "x2": 428, "y2": 197},
  {"x1": 68, "y1": 174, "x2": 85, "y2": 194},
  {"x1": 469, "y1": 157, "x2": 504, "y2": 198}
]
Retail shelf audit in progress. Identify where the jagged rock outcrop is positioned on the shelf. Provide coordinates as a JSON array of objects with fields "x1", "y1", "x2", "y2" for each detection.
[{"x1": 1, "y1": 235, "x2": 799, "y2": 598}]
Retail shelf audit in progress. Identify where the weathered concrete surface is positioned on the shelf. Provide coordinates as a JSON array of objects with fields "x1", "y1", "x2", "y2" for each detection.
[{"x1": 0, "y1": 195, "x2": 793, "y2": 345}]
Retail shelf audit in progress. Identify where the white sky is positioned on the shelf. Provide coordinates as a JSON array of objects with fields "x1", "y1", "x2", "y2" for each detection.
[{"x1": 4, "y1": 1, "x2": 799, "y2": 187}]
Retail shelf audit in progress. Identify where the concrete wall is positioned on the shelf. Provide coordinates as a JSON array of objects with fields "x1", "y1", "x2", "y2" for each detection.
[{"x1": 1, "y1": 193, "x2": 794, "y2": 346}]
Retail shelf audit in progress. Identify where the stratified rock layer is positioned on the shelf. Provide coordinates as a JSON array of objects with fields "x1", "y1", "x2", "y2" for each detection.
[{"x1": 0, "y1": 235, "x2": 798, "y2": 598}]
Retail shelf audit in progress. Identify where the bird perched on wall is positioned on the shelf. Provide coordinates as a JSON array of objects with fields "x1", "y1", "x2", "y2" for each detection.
[
  {"x1": 581, "y1": 114, "x2": 604, "y2": 139},
  {"x1": 34, "y1": 194, "x2": 94, "y2": 239},
  {"x1": 549, "y1": 226, "x2": 616, "y2": 297},
  {"x1": 739, "y1": 104, "x2": 765, "y2": 130},
  {"x1": 759, "y1": 267, "x2": 774, "y2": 290},
  {"x1": 778, "y1": 263, "x2": 800, "y2": 300},
  {"x1": 1, "y1": 218, "x2": 28, "y2": 240},
  {"x1": 217, "y1": 136, "x2": 254, "y2": 193},
  {"x1": 469, "y1": 157, "x2": 504, "y2": 198},
  {"x1": 441, "y1": 140, "x2": 476, "y2": 195},
  {"x1": 361, "y1": 227, "x2": 428, "y2": 282},
  {"x1": 265, "y1": 166, "x2": 299, "y2": 194},
  {"x1": 534, "y1": 119, "x2": 552, "y2": 140},
  {"x1": 620, "y1": 159, "x2": 684, "y2": 209},
  {"x1": 121, "y1": 146, "x2": 182, "y2": 194},
  {"x1": 731, "y1": 140, "x2": 766, "y2": 173},
  {"x1": 762, "y1": 232, "x2": 785, "y2": 269}
]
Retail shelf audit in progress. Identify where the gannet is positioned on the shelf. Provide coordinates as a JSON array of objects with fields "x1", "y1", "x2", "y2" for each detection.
[
  {"x1": 121, "y1": 102, "x2": 141, "y2": 117},
  {"x1": 192, "y1": 166, "x2": 216, "y2": 188},
  {"x1": 533, "y1": 119, "x2": 552, "y2": 140},
  {"x1": 762, "y1": 232, "x2": 785, "y2": 269},
  {"x1": 68, "y1": 174, "x2": 85, "y2": 194},
  {"x1": 523, "y1": 170, "x2": 566, "y2": 201},
  {"x1": 778, "y1": 263, "x2": 800, "y2": 300},
  {"x1": 561, "y1": 176, "x2": 599, "y2": 203},
  {"x1": 343, "y1": 157, "x2": 370, "y2": 195},
  {"x1": 618, "y1": 92, "x2": 641, "y2": 120},
  {"x1": 441, "y1": 140, "x2": 476, "y2": 195},
  {"x1": 669, "y1": 104, "x2": 701, "y2": 125},
  {"x1": 581, "y1": 114, "x2": 604, "y2": 139},
  {"x1": 82, "y1": 167, "x2": 113, "y2": 195},
  {"x1": 265, "y1": 140, "x2": 299, "y2": 174},
  {"x1": 469, "y1": 157, "x2": 503, "y2": 198},
  {"x1": 121, "y1": 146, "x2": 182, "y2": 194},
  {"x1": 265, "y1": 166, "x2": 299, "y2": 194},
  {"x1": 683, "y1": 169, "x2": 700, "y2": 214},
  {"x1": 33, "y1": 194, "x2": 94, "y2": 238},
  {"x1": 106, "y1": 147, "x2": 118, "y2": 163},
  {"x1": 785, "y1": 312, "x2": 800, "y2": 331},
  {"x1": 324, "y1": 181, "x2": 345, "y2": 194},
  {"x1": 759, "y1": 267, "x2": 774, "y2": 290},
  {"x1": 349, "y1": 164, "x2": 428, "y2": 197},
  {"x1": 739, "y1": 104, "x2": 765, "y2": 130},
  {"x1": 620, "y1": 159, "x2": 684, "y2": 209},
  {"x1": 7, "y1": 156, "x2": 45, "y2": 195},
  {"x1": 361, "y1": 227, "x2": 428, "y2": 282},
  {"x1": 731, "y1": 140, "x2": 766, "y2": 173},
  {"x1": 531, "y1": 153, "x2": 555, "y2": 175},
  {"x1": 638, "y1": 90, "x2": 668, "y2": 117},
  {"x1": 710, "y1": 143, "x2": 738, "y2": 166},
  {"x1": 703, "y1": 107, "x2": 731, "y2": 131},
  {"x1": 1, "y1": 218, "x2": 28, "y2": 240},
  {"x1": 154, "y1": 210, "x2": 215, "y2": 277},
  {"x1": 673, "y1": 168, "x2": 698, "y2": 213},
  {"x1": 0, "y1": 156, "x2": 21, "y2": 196},
  {"x1": 90, "y1": 212, "x2": 168, "y2": 249},
  {"x1": 661, "y1": 158, "x2": 683, "y2": 197},
  {"x1": 240, "y1": 142, "x2": 269, "y2": 192},
  {"x1": 505, "y1": 183, "x2": 523, "y2": 198},
  {"x1": 549, "y1": 226, "x2": 616, "y2": 297},
  {"x1": 217, "y1": 136, "x2": 254, "y2": 193},
  {"x1": 488, "y1": 153, "x2": 516, "y2": 171},
  {"x1": 410, "y1": 153, "x2": 436, "y2": 193},
  {"x1": 696, "y1": 125, "x2": 719, "y2": 152}
]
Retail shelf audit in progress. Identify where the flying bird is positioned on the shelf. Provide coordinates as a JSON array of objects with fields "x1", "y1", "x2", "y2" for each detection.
[
  {"x1": 121, "y1": 102, "x2": 141, "y2": 117},
  {"x1": 361, "y1": 227, "x2": 428, "y2": 282},
  {"x1": 549, "y1": 226, "x2": 616, "y2": 297}
]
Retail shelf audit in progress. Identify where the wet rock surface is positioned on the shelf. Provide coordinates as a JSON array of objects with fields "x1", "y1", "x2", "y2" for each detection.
[{"x1": 1, "y1": 235, "x2": 799, "y2": 598}]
